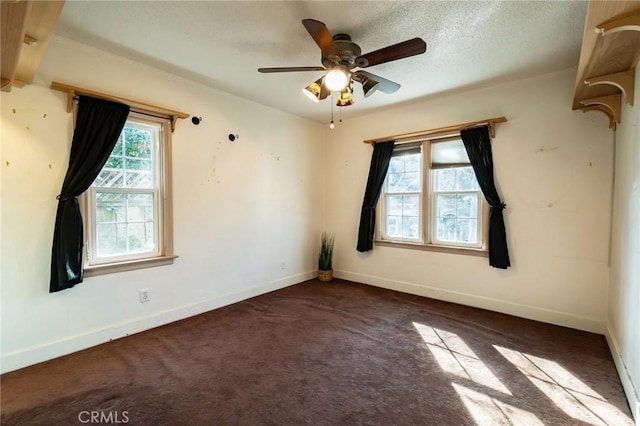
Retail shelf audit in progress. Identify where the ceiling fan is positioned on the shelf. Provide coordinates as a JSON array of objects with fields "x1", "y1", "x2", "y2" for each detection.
[{"x1": 258, "y1": 19, "x2": 427, "y2": 106}]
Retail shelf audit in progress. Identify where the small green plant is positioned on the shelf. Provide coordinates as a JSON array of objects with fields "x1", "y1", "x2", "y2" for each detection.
[{"x1": 318, "y1": 232, "x2": 335, "y2": 271}]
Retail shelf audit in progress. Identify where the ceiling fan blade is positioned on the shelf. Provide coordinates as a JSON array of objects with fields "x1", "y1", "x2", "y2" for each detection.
[
  {"x1": 356, "y1": 38, "x2": 426, "y2": 68},
  {"x1": 302, "y1": 19, "x2": 339, "y2": 56},
  {"x1": 258, "y1": 66, "x2": 326, "y2": 73},
  {"x1": 354, "y1": 71, "x2": 401, "y2": 94}
]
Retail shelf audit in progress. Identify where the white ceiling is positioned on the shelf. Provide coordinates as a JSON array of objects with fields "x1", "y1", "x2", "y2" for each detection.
[{"x1": 53, "y1": 1, "x2": 587, "y2": 123}]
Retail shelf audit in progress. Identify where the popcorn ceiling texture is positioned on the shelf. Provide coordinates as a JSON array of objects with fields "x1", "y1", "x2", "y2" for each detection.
[{"x1": 53, "y1": 1, "x2": 587, "y2": 123}]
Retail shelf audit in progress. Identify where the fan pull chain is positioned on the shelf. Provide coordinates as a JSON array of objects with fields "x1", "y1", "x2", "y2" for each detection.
[{"x1": 329, "y1": 93, "x2": 335, "y2": 129}]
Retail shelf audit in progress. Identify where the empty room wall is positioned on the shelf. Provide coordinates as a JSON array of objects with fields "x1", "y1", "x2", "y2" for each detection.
[
  {"x1": 325, "y1": 68, "x2": 614, "y2": 333},
  {"x1": 608, "y1": 64, "x2": 640, "y2": 419},
  {"x1": 0, "y1": 36, "x2": 325, "y2": 373}
]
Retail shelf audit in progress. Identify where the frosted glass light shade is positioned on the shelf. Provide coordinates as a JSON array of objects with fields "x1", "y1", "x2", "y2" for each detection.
[{"x1": 325, "y1": 69, "x2": 349, "y2": 91}]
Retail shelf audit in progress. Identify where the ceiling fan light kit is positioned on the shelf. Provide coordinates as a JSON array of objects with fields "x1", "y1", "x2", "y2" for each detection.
[
  {"x1": 303, "y1": 79, "x2": 323, "y2": 102},
  {"x1": 359, "y1": 74, "x2": 380, "y2": 98},
  {"x1": 336, "y1": 85, "x2": 354, "y2": 107},
  {"x1": 258, "y1": 18, "x2": 427, "y2": 112}
]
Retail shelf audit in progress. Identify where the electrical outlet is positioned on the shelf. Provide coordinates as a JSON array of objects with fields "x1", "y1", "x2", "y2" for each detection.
[{"x1": 139, "y1": 288, "x2": 150, "y2": 303}]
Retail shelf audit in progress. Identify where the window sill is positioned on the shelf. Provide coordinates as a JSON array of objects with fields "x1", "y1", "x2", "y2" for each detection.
[
  {"x1": 84, "y1": 255, "x2": 178, "y2": 278},
  {"x1": 374, "y1": 240, "x2": 488, "y2": 257}
]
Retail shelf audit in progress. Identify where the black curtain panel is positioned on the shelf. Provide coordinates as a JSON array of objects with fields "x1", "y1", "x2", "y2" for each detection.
[
  {"x1": 460, "y1": 126, "x2": 510, "y2": 269},
  {"x1": 356, "y1": 140, "x2": 395, "y2": 252},
  {"x1": 50, "y1": 96, "x2": 130, "y2": 292}
]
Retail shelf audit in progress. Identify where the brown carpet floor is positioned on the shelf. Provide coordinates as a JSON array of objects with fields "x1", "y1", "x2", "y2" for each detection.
[{"x1": 1, "y1": 279, "x2": 634, "y2": 425}]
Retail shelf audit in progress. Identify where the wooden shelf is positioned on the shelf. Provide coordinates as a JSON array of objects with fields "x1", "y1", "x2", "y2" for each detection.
[
  {"x1": 573, "y1": 1, "x2": 640, "y2": 129},
  {"x1": 1, "y1": 1, "x2": 65, "y2": 92}
]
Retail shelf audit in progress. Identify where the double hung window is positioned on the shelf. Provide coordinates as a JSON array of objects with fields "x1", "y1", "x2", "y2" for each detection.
[
  {"x1": 82, "y1": 112, "x2": 174, "y2": 274},
  {"x1": 379, "y1": 137, "x2": 487, "y2": 254}
]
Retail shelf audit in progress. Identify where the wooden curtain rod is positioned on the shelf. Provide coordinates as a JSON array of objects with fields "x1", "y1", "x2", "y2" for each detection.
[
  {"x1": 363, "y1": 116, "x2": 508, "y2": 144},
  {"x1": 50, "y1": 81, "x2": 189, "y2": 132}
]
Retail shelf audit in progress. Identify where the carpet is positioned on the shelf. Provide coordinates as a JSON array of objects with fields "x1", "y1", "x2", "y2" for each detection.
[{"x1": 1, "y1": 279, "x2": 633, "y2": 425}]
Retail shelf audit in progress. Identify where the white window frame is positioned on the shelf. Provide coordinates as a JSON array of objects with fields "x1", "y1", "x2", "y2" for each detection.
[
  {"x1": 380, "y1": 143, "x2": 423, "y2": 243},
  {"x1": 430, "y1": 167, "x2": 484, "y2": 249},
  {"x1": 376, "y1": 138, "x2": 489, "y2": 257},
  {"x1": 80, "y1": 111, "x2": 175, "y2": 276}
]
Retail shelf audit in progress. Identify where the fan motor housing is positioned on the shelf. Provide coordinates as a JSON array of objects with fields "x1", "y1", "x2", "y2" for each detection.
[{"x1": 322, "y1": 33, "x2": 361, "y2": 67}]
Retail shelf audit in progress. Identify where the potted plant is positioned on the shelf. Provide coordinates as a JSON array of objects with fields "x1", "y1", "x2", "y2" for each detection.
[{"x1": 318, "y1": 232, "x2": 335, "y2": 282}]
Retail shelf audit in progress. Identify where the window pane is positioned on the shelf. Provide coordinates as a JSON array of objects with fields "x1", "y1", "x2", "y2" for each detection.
[
  {"x1": 104, "y1": 156, "x2": 123, "y2": 169},
  {"x1": 125, "y1": 171, "x2": 153, "y2": 188},
  {"x1": 387, "y1": 173, "x2": 403, "y2": 192},
  {"x1": 434, "y1": 193, "x2": 480, "y2": 245},
  {"x1": 387, "y1": 195, "x2": 403, "y2": 216},
  {"x1": 97, "y1": 223, "x2": 127, "y2": 257},
  {"x1": 402, "y1": 216, "x2": 419, "y2": 239},
  {"x1": 436, "y1": 194, "x2": 457, "y2": 242},
  {"x1": 434, "y1": 168, "x2": 456, "y2": 192},
  {"x1": 95, "y1": 191, "x2": 156, "y2": 258},
  {"x1": 112, "y1": 135, "x2": 123, "y2": 156},
  {"x1": 388, "y1": 157, "x2": 404, "y2": 174},
  {"x1": 387, "y1": 216, "x2": 402, "y2": 238},
  {"x1": 456, "y1": 194, "x2": 478, "y2": 218},
  {"x1": 404, "y1": 154, "x2": 421, "y2": 172},
  {"x1": 456, "y1": 167, "x2": 480, "y2": 191},
  {"x1": 402, "y1": 194, "x2": 420, "y2": 216},
  {"x1": 401, "y1": 172, "x2": 421, "y2": 192},
  {"x1": 95, "y1": 170, "x2": 124, "y2": 188},
  {"x1": 127, "y1": 193, "x2": 155, "y2": 222},
  {"x1": 456, "y1": 219, "x2": 478, "y2": 243},
  {"x1": 127, "y1": 223, "x2": 154, "y2": 253},
  {"x1": 388, "y1": 172, "x2": 421, "y2": 192},
  {"x1": 436, "y1": 216, "x2": 456, "y2": 241},
  {"x1": 125, "y1": 158, "x2": 152, "y2": 171},
  {"x1": 124, "y1": 128, "x2": 152, "y2": 158},
  {"x1": 96, "y1": 192, "x2": 125, "y2": 222},
  {"x1": 436, "y1": 194, "x2": 457, "y2": 218}
]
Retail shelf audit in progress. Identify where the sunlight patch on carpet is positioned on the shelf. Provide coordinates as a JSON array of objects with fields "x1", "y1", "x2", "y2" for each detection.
[
  {"x1": 452, "y1": 383, "x2": 544, "y2": 426},
  {"x1": 494, "y1": 345, "x2": 633, "y2": 426},
  {"x1": 413, "y1": 322, "x2": 511, "y2": 395}
]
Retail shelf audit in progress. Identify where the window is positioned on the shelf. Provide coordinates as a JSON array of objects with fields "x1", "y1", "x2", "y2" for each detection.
[
  {"x1": 82, "y1": 112, "x2": 174, "y2": 274},
  {"x1": 378, "y1": 137, "x2": 487, "y2": 254}
]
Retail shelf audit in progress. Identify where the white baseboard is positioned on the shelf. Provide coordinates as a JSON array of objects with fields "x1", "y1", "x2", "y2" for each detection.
[
  {"x1": 605, "y1": 323, "x2": 640, "y2": 422},
  {"x1": 1, "y1": 271, "x2": 314, "y2": 374},
  {"x1": 335, "y1": 270, "x2": 605, "y2": 334}
]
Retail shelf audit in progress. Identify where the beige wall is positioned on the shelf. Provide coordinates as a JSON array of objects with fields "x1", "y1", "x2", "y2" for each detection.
[
  {"x1": 325, "y1": 68, "x2": 614, "y2": 333},
  {"x1": 0, "y1": 36, "x2": 326, "y2": 373},
  {"x1": 608, "y1": 64, "x2": 640, "y2": 420}
]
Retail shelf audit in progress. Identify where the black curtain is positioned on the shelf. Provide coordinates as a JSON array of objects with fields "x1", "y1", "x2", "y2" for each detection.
[
  {"x1": 50, "y1": 96, "x2": 130, "y2": 292},
  {"x1": 356, "y1": 140, "x2": 395, "y2": 252},
  {"x1": 460, "y1": 126, "x2": 510, "y2": 269}
]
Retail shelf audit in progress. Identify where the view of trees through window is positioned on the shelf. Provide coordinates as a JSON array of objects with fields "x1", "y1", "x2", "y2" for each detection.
[
  {"x1": 91, "y1": 123, "x2": 158, "y2": 259},
  {"x1": 433, "y1": 166, "x2": 480, "y2": 244},
  {"x1": 380, "y1": 140, "x2": 484, "y2": 249},
  {"x1": 384, "y1": 153, "x2": 422, "y2": 241}
]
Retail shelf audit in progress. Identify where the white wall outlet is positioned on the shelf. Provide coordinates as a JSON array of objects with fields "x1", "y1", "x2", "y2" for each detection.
[{"x1": 139, "y1": 288, "x2": 150, "y2": 303}]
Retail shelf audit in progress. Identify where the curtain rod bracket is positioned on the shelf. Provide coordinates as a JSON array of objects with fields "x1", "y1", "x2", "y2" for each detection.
[{"x1": 50, "y1": 81, "x2": 189, "y2": 133}]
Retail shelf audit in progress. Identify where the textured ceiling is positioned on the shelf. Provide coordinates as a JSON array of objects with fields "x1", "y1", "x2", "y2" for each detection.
[{"x1": 53, "y1": 1, "x2": 587, "y2": 123}]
